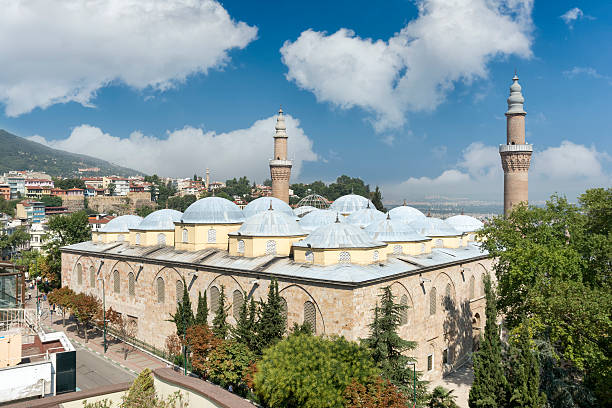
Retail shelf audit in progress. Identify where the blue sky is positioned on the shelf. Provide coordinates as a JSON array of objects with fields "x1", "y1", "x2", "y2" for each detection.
[{"x1": 0, "y1": 0, "x2": 610, "y2": 204}]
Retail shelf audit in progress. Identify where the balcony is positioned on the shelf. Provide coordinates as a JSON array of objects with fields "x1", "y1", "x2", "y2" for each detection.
[{"x1": 499, "y1": 144, "x2": 533, "y2": 153}]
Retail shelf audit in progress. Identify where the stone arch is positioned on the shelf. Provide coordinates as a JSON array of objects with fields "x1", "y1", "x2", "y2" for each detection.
[
  {"x1": 278, "y1": 283, "x2": 326, "y2": 334},
  {"x1": 476, "y1": 263, "x2": 488, "y2": 296},
  {"x1": 387, "y1": 281, "x2": 415, "y2": 327},
  {"x1": 433, "y1": 271, "x2": 457, "y2": 305},
  {"x1": 106, "y1": 260, "x2": 135, "y2": 280},
  {"x1": 73, "y1": 255, "x2": 96, "y2": 287},
  {"x1": 152, "y1": 266, "x2": 185, "y2": 283},
  {"x1": 205, "y1": 274, "x2": 246, "y2": 322}
]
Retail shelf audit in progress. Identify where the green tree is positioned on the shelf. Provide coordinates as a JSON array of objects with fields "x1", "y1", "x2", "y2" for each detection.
[
  {"x1": 469, "y1": 274, "x2": 508, "y2": 408},
  {"x1": 233, "y1": 293, "x2": 254, "y2": 348},
  {"x1": 168, "y1": 280, "x2": 195, "y2": 337},
  {"x1": 108, "y1": 182, "x2": 116, "y2": 195},
  {"x1": 255, "y1": 334, "x2": 379, "y2": 408},
  {"x1": 135, "y1": 206, "x2": 155, "y2": 217},
  {"x1": 506, "y1": 323, "x2": 546, "y2": 408},
  {"x1": 53, "y1": 178, "x2": 86, "y2": 190},
  {"x1": 215, "y1": 190, "x2": 233, "y2": 201},
  {"x1": 194, "y1": 290, "x2": 208, "y2": 326},
  {"x1": 212, "y1": 285, "x2": 229, "y2": 339},
  {"x1": 38, "y1": 195, "x2": 63, "y2": 207},
  {"x1": 255, "y1": 280, "x2": 285, "y2": 354},
  {"x1": 0, "y1": 226, "x2": 30, "y2": 256},
  {"x1": 204, "y1": 340, "x2": 255, "y2": 396},
  {"x1": 47, "y1": 286, "x2": 76, "y2": 326},
  {"x1": 429, "y1": 386, "x2": 459, "y2": 408},
  {"x1": 72, "y1": 292, "x2": 101, "y2": 343},
  {"x1": 369, "y1": 186, "x2": 386, "y2": 212}
]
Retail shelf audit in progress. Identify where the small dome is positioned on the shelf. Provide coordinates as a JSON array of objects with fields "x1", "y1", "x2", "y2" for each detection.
[
  {"x1": 296, "y1": 194, "x2": 330, "y2": 209},
  {"x1": 100, "y1": 215, "x2": 143, "y2": 233},
  {"x1": 298, "y1": 209, "x2": 343, "y2": 232},
  {"x1": 243, "y1": 197, "x2": 294, "y2": 219},
  {"x1": 181, "y1": 197, "x2": 244, "y2": 224},
  {"x1": 388, "y1": 205, "x2": 426, "y2": 222},
  {"x1": 231, "y1": 209, "x2": 305, "y2": 237},
  {"x1": 445, "y1": 215, "x2": 484, "y2": 233},
  {"x1": 329, "y1": 194, "x2": 374, "y2": 215},
  {"x1": 364, "y1": 216, "x2": 429, "y2": 242},
  {"x1": 346, "y1": 206, "x2": 386, "y2": 228},
  {"x1": 293, "y1": 205, "x2": 317, "y2": 218},
  {"x1": 136, "y1": 209, "x2": 182, "y2": 231},
  {"x1": 294, "y1": 221, "x2": 384, "y2": 249},
  {"x1": 408, "y1": 217, "x2": 462, "y2": 237}
]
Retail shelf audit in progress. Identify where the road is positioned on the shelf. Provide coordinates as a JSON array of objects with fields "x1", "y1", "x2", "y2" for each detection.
[{"x1": 75, "y1": 346, "x2": 135, "y2": 390}]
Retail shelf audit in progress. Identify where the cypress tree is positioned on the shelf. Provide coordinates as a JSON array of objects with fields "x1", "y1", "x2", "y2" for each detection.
[
  {"x1": 169, "y1": 280, "x2": 195, "y2": 337},
  {"x1": 212, "y1": 285, "x2": 229, "y2": 339},
  {"x1": 195, "y1": 290, "x2": 208, "y2": 326},
  {"x1": 233, "y1": 293, "x2": 252, "y2": 347},
  {"x1": 507, "y1": 323, "x2": 546, "y2": 408},
  {"x1": 469, "y1": 274, "x2": 509, "y2": 408},
  {"x1": 255, "y1": 280, "x2": 286, "y2": 353}
]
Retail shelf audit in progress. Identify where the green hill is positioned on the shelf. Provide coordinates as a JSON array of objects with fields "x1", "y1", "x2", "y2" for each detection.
[{"x1": 0, "y1": 129, "x2": 143, "y2": 177}]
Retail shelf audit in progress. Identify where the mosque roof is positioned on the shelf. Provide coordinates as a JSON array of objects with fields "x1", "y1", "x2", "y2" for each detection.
[
  {"x1": 408, "y1": 217, "x2": 462, "y2": 237},
  {"x1": 180, "y1": 197, "x2": 245, "y2": 224},
  {"x1": 294, "y1": 221, "x2": 385, "y2": 249},
  {"x1": 445, "y1": 215, "x2": 484, "y2": 233},
  {"x1": 364, "y1": 216, "x2": 429, "y2": 242},
  {"x1": 134, "y1": 209, "x2": 182, "y2": 231},
  {"x1": 298, "y1": 209, "x2": 343, "y2": 232},
  {"x1": 293, "y1": 205, "x2": 317, "y2": 218},
  {"x1": 345, "y1": 206, "x2": 386, "y2": 228},
  {"x1": 230, "y1": 209, "x2": 306, "y2": 237},
  {"x1": 329, "y1": 194, "x2": 374, "y2": 215},
  {"x1": 99, "y1": 215, "x2": 143, "y2": 233},
  {"x1": 243, "y1": 197, "x2": 294, "y2": 219},
  {"x1": 387, "y1": 205, "x2": 426, "y2": 222}
]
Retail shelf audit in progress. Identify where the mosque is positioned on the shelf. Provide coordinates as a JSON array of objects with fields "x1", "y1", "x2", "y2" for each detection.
[{"x1": 61, "y1": 75, "x2": 531, "y2": 382}]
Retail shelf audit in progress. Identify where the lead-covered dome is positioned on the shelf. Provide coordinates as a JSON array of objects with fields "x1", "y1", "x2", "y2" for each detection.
[
  {"x1": 445, "y1": 215, "x2": 484, "y2": 233},
  {"x1": 294, "y1": 221, "x2": 384, "y2": 249},
  {"x1": 298, "y1": 209, "x2": 343, "y2": 232},
  {"x1": 100, "y1": 215, "x2": 143, "y2": 233},
  {"x1": 135, "y1": 209, "x2": 182, "y2": 231},
  {"x1": 364, "y1": 216, "x2": 428, "y2": 242},
  {"x1": 388, "y1": 205, "x2": 426, "y2": 222},
  {"x1": 329, "y1": 194, "x2": 374, "y2": 215},
  {"x1": 181, "y1": 197, "x2": 244, "y2": 224},
  {"x1": 231, "y1": 209, "x2": 305, "y2": 237},
  {"x1": 346, "y1": 205, "x2": 386, "y2": 228},
  {"x1": 243, "y1": 197, "x2": 294, "y2": 219},
  {"x1": 409, "y1": 217, "x2": 462, "y2": 237}
]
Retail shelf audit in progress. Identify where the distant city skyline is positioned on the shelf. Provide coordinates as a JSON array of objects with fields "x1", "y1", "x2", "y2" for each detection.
[{"x1": 0, "y1": 0, "x2": 610, "y2": 203}]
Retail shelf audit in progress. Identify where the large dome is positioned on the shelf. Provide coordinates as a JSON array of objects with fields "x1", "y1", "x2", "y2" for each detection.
[
  {"x1": 100, "y1": 215, "x2": 143, "y2": 233},
  {"x1": 388, "y1": 205, "x2": 426, "y2": 222},
  {"x1": 329, "y1": 194, "x2": 374, "y2": 215},
  {"x1": 298, "y1": 209, "x2": 343, "y2": 232},
  {"x1": 181, "y1": 197, "x2": 245, "y2": 224},
  {"x1": 346, "y1": 206, "x2": 386, "y2": 228},
  {"x1": 294, "y1": 221, "x2": 384, "y2": 249},
  {"x1": 231, "y1": 209, "x2": 305, "y2": 237},
  {"x1": 135, "y1": 209, "x2": 182, "y2": 231},
  {"x1": 364, "y1": 216, "x2": 429, "y2": 242},
  {"x1": 409, "y1": 217, "x2": 462, "y2": 237},
  {"x1": 445, "y1": 215, "x2": 484, "y2": 233},
  {"x1": 243, "y1": 197, "x2": 294, "y2": 219}
]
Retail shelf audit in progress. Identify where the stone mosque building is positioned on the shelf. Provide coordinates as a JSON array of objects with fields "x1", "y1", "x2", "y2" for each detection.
[{"x1": 61, "y1": 76, "x2": 531, "y2": 382}]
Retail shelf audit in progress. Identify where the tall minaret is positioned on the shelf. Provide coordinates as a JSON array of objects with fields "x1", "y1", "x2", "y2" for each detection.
[
  {"x1": 500, "y1": 74, "x2": 532, "y2": 216},
  {"x1": 205, "y1": 168, "x2": 210, "y2": 191},
  {"x1": 269, "y1": 107, "x2": 292, "y2": 203}
]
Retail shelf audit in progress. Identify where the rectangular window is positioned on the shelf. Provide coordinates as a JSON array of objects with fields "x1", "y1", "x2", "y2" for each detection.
[
  {"x1": 427, "y1": 354, "x2": 433, "y2": 371},
  {"x1": 443, "y1": 349, "x2": 448, "y2": 364}
]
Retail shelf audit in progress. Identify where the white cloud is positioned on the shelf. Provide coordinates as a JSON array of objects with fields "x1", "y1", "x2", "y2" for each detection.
[
  {"x1": 560, "y1": 7, "x2": 594, "y2": 28},
  {"x1": 384, "y1": 141, "x2": 611, "y2": 202},
  {"x1": 563, "y1": 66, "x2": 612, "y2": 85},
  {"x1": 0, "y1": 0, "x2": 257, "y2": 116},
  {"x1": 281, "y1": 0, "x2": 533, "y2": 131},
  {"x1": 28, "y1": 114, "x2": 318, "y2": 181}
]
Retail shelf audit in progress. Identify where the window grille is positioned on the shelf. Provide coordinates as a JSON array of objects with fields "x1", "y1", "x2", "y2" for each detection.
[
  {"x1": 182, "y1": 228, "x2": 188, "y2": 243},
  {"x1": 128, "y1": 272, "x2": 135, "y2": 297},
  {"x1": 338, "y1": 251, "x2": 351, "y2": 264},
  {"x1": 393, "y1": 245, "x2": 403, "y2": 255},
  {"x1": 233, "y1": 290, "x2": 243, "y2": 320},
  {"x1": 373, "y1": 250, "x2": 379, "y2": 262},
  {"x1": 210, "y1": 286, "x2": 220, "y2": 313},
  {"x1": 135, "y1": 233, "x2": 141, "y2": 245},
  {"x1": 208, "y1": 229, "x2": 216, "y2": 243},
  {"x1": 77, "y1": 263, "x2": 82, "y2": 285},
  {"x1": 305, "y1": 250, "x2": 313, "y2": 262},
  {"x1": 303, "y1": 301, "x2": 316, "y2": 333},
  {"x1": 435, "y1": 239, "x2": 443, "y2": 248},
  {"x1": 429, "y1": 287, "x2": 437, "y2": 315},
  {"x1": 113, "y1": 270, "x2": 120, "y2": 294},
  {"x1": 90, "y1": 266, "x2": 95, "y2": 287},
  {"x1": 237, "y1": 240, "x2": 245, "y2": 254},
  {"x1": 157, "y1": 277, "x2": 165, "y2": 303},
  {"x1": 265, "y1": 240, "x2": 277, "y2": 255},
  {"x1": 400, "y1": 294, "x2": 408, "y2": 325},
  {"x1": 443, "y1": 349, "x2": 449, "y2": 364},
  {"x1": 427, "y1": 354, "x2": 433, "y2": 371},
  {"x1": 469, "y1": 276, "x2": 475, "y2": 299},
  {"x1": 157, "y1": 233, "x2": 166, "y2": 245},
  {"x1": 176, "y1": 280, "x2": 184, "y2": 304}
]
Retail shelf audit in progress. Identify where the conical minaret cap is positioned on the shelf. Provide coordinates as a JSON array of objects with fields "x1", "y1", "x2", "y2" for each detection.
[
  {"x1": 274, "y1": 107, "x2": 287, "y2": 137},
  {"x1": 506, "y1": 74, "x2": 526, "y2": 115}
]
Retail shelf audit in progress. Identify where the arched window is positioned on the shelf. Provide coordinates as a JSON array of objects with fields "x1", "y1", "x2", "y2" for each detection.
[
  {"x1": 429, "y1": 287, "x2": 437, "y2": 315},
  {"x1": 135, "y1": 233, "x2": 141, "y2": 245},
  {"x1": 76, "y1": 263, "x2": 82, "y2": 285},
  {"x1": 469, "y1": 276, "x2": 475, "y2": 299},
  {"x1": 420, "y1": 243, "x2": 426, "y2": 253},
  {"x1": 208, "y1": 229, "x2": 216, "y2": 243},
  {"x1": 339, "y1": 251, "x2": 351, "y2": 264},
  {"x1": 373, "y1": 250, "x2": 379, "y2": 262},
  {"x1": 128, "y1": 272, "x2": 135, "y2": 297},
  {"x1": 393, "y1": 245, "x2": 403, "y2": 255},
  {"x1": 303, "y1": 301, "x2": 316, "y2": 333},
  {"x1": 280, "y1": 297, "x2": 288, "y2": 326},
  {"x1": 176, "y1": 280, "x2": 184, "y2": 304},
  {"x1": 400, "y1": 294, "x2": 408, "y2": 325},
  {"x1": 89, "y1": 266, "x2": 96, "y2": 287},
  {"x1": 210, "y1": 286, "x2": 220, "y2": 313},
  {"x1": 157, "y1": 233, "x2": 166, "y2": 246},
  {"x1": 266, "y1": 240, "x2": 277, "y2": 255},
  {"x1": 233, "y1": 290, "x2": 243, "y2": 320},
  {"x1": 182, "y1": 228, "x2": 188, "y2": 243},
  {"x1": 117, "y1": 234, "x2": 125, "y2": 242},
  {"x1": 237, "y1": 240, "x2": 245, "y2": 254},
  {"x1": 113, "y1": 270, "x2": 120, "y2": 294},
  {"x1": 305, "y1": 250, "x2": 314, "y2": 262},
  {"x1": 157, "y1": 277, "x2": 165, "y2": 303},
  {"x1": 435, "y1": 239, "x2": 443, "y2": 248}
]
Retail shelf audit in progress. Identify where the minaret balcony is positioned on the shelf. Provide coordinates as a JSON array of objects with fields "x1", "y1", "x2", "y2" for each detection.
[
  {"x1": 499, "y1": 144, "x2": 533, "y2": 153},
  {"x1": 269, "y1": 159, "x2": 293, "y2": 167}
]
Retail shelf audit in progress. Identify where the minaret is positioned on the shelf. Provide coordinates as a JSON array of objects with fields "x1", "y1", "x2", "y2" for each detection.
[
  {"x1": 205, "y1": 168, "x2": 210, "y2": 191},
  {"x1": 500, "y1": 74, "x2": 532, "y2": 216},
  {"x1": 269, "y1": 107, "x2": 292, "y2": 203}
]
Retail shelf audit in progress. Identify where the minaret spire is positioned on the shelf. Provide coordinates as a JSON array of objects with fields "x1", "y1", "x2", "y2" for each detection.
[{"x1": 269, "y1": 106, "x2": 292, "y2": 203}]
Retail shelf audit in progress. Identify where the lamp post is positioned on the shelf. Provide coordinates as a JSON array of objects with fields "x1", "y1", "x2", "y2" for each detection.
[
  {"x1": 97, "y1": 277, "x2": 107, "y2": 353},
  {"x1": 408, "y1": 362, "x2": 416, "y2": 408}
]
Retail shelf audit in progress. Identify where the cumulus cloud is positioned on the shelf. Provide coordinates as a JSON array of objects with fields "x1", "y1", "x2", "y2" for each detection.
[
  {"x1": 0, "y1": 0, "x2": 257, "y2": 116},
  {"x1": 384, "y1": 141, "x2": 611, "y2": 202},
  {"x1": 560, "y1": 7, "x2": 594, "y2": 28},
  {"x1": 29, "y1": 115, "x2": 318, "y2": 181},
  {"x1": 563, "y1": 67, "x2": 612, "y2": 85},
  {"x1": 281, "y1": 0, "x2": 533, "y2": 131}
]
